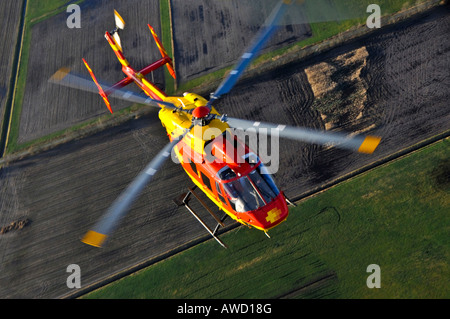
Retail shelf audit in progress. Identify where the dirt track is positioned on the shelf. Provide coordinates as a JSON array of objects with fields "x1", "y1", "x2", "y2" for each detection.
[{"x1": 0, "y1": 5, "x2": 448, "y2": 298}]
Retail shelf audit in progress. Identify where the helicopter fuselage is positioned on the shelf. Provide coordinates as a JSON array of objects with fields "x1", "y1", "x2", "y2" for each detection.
[
  {"x1": 158, "y1": 92, "x2": 289, "y2": 232},
  {"x1": 106, "y1": 24, "x2": 290, "y2": 233}
]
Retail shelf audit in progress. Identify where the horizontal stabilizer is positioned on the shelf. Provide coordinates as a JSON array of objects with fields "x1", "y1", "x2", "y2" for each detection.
[
  {"x1": 82, "y1": 58, "x2": 113, "y2": 113},
  {"x1": 148, "y1": 24, "x2": 176, "y2": 79}
]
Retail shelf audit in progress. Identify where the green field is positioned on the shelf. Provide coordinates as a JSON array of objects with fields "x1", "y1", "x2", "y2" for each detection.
[{"x1": 84, "y1": 139, "x2": 449, "y2": 299}]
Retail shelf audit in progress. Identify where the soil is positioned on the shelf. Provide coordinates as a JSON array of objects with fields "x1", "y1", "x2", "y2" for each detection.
[
  {"x1": 17, "y1": 0, "x2": 165, "y2": 144},
  {"x1": 0, "y1": 5, "x2": 448, "y2": 298},
  {"x1": 170, "y1": 0, "x2": 312, "y2": 82},
  {"x1": 217, "y1": 5, "x2": 450, "y2": 197},
  {"x1": 17, "y1": 0, "x2": 311, "y2": 145}
]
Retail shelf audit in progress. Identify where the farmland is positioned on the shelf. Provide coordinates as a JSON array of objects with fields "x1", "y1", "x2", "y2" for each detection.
[
  {"x1": 10, "y1": 0, "x2": 164, "y2": 149},
  {"x1": 0, "y1": 1, "x2": 449, "y2": 299},
  {"x1": 0, "y1": 1, "x2": 25, "y2": 156},
  {"x1": 214, "y1": 5, "x2": 450, "y2": 197},
  {"x1": 170, "y1": 0, "x2": 312, "y2": 83}
]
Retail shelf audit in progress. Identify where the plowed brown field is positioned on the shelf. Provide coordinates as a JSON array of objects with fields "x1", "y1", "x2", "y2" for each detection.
[{"x1": 17, "y1": 0, "x2": 164, "y2": 144}]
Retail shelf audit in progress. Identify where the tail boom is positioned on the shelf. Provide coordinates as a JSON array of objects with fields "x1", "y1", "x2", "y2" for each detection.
[
  {"x1": 83, "y1": 10, "x2": 177, "y2": 112},
  {"x1": 105, "y1": 31, "x2": 129, "y2": 67},
  {"x1": 102, "y1": 57, "x2": 171, "y2": 96}
]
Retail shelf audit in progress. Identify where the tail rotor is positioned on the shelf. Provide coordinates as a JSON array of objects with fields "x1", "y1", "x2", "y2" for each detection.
[
  {"x1": 114, "y1": 9, "x2": 125, "y2": 30},
  {"x1": 112, "y1": 10, "x2": 125, "y2": 51}
]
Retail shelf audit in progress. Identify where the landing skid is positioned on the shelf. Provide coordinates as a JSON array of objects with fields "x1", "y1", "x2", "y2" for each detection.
[
  {"x1": 174, "y1": 186, "x2": 228, "y2": 249},
  {"x1": 285, "y1": 196, "x2": 297, "y2": 207}
]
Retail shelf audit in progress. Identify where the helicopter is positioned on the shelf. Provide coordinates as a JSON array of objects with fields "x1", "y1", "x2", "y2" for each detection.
[{"x1": 50, "y1": 1, "x2": 381, "y2": 248}]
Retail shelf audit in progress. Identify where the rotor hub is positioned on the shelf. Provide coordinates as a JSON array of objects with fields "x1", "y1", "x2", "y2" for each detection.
[{"x1": 192, "y1": 106, "x2": 210, "y2": 119}]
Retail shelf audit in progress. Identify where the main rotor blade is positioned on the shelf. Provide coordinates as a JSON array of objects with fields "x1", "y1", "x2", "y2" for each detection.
[
  {"x1": 258, "y1": 0, "x2": 374, "y2": 26},
  {"x1": 208, "y1": 0, "x2": 291, "y2": 104},
  {"x1": 49, "y1": 68, "x2": 178, "y2": 110},
  {"x1": 225, "y1": 117, "x2": 381, "y2": 154},
  {"x1": 207, "y1": 0, "x2": 375, "y2": 105},
  {"x1": 81, "y1": 128, "x2": 191, "y2": 247}
]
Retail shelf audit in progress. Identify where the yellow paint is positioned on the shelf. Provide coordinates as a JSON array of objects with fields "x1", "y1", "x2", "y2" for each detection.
[
  {"x1": 50, "y1": 67, "x2": 70, "y2": 82},
  {"x1": 142, "y1": 78, "x2": 165, "y2": 100},
  {"x1": 159, "y1": 95, "x2": 228, "y2": 155},
  {"x1": 110, "y1": 42, "x2": 120, "y2": 52},
  {"x1": 118, "y1": 57, "x2": 129, "y2": 66},
  {"x1": 266, "y1": 207, "x2": 282, "y2": 224},
  {"x1": 358, "y1": 135, "x2": 381, "y2": 154},
  {"x1": 82, "y1": 230, "x2": 107, "y2": 247}
]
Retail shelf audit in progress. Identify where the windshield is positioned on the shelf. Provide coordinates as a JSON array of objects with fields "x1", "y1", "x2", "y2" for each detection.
[
  {"x1": 248, "y1": 164, "x2": 279, "y2": 203},
  {"x1": 223, "y1": 164, "x2": 280, "y2": 213},
  {"x1": 223, "y1": 176, "x2": 264, "y2": 212}
]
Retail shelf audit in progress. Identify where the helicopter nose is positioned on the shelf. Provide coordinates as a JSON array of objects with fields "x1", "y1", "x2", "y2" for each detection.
[
  {"x1": 264, "y1": 207, "x2": 285, "y2": 225},
  {"x1": 260, "y1": 205, "x2": 289, "y2": 229},
  {"x1": 244, "y1": 195, "x2": 289, "y2": 230}
]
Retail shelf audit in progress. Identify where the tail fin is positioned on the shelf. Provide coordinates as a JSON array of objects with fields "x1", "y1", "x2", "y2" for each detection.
[
  {"x1": 82, "y1": 58, "x2": 114, "y2": 113},
  {"x1": 148, "y1": 25, "x2": 176, "y2": 79}
]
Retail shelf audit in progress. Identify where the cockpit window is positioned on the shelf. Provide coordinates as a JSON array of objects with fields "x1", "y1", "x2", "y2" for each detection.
[
  {"x1": 223, "y1": 176, "x2": 265, "y2": 213},
  {"x1": 223, "y1": 163, "x2": 280, "y2": 213},
  {"x1": 253, "y1": 163, "x2": 280, "y2": 197},
  {"x1": 217, "y1": 166, "x2": 236, "y2": 181},
  {"x1": 248, "y1": 165, "x2": 279, "y2": 203},
  {"x1": 242, "y1": 152, "x2": 259, "y2": 165}
]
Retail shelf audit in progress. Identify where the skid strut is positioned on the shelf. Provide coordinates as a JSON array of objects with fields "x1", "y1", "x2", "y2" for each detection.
[
  {"x1": 285, "y1": 196, "x2": 297, "y2": 207},
  {"x1": 174, "y1": 186, "x2": 228, "y2": 249}
]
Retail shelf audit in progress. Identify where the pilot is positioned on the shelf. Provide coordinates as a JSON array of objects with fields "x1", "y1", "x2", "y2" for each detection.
[{"x1": 226, "y1": 181, "x2": 248, "y2": 213}]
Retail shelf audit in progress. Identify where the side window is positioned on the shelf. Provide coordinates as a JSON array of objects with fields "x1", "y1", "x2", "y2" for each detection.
[
  {"x1": 199, "y1": 172, "x2": 214, "y2": 191},
  {"x1": 189, "y1": 160, "x2": 198, "y2": 177},
  {"x1": 215, "y1": 181, "x2": 227, "y2": 205}
]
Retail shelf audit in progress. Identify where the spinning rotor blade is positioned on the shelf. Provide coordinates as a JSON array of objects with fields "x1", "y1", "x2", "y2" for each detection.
[
  {"x1": 114, "y1": 9, "x2": 125, "y2": 30},
  {"x1": 113, "y1": 10, "x2": 125, "y2": 51},
  {"x1": 225, "y1": 117, "x2": 381, "y2": 154},
  {"x1": 208, "y1": 0, "x2": 374, "y2": 105},
  {"x1": 49, "y1": 68, "x2": 179, "y2": 110},
  {"x1": 257, "y1": 0, "x2": 373, "y2": 26},
  {"x1": 82, "y1": 127, "x2": 192, "y2": 247},
  {"x1": 208, "y1": 0, "x2": 292, "y2": 104}
]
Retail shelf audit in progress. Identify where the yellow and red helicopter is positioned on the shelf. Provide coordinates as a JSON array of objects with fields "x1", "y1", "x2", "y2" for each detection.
[{"x1": 51, "y1": 1, "x2": 380, "y2": 248}]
